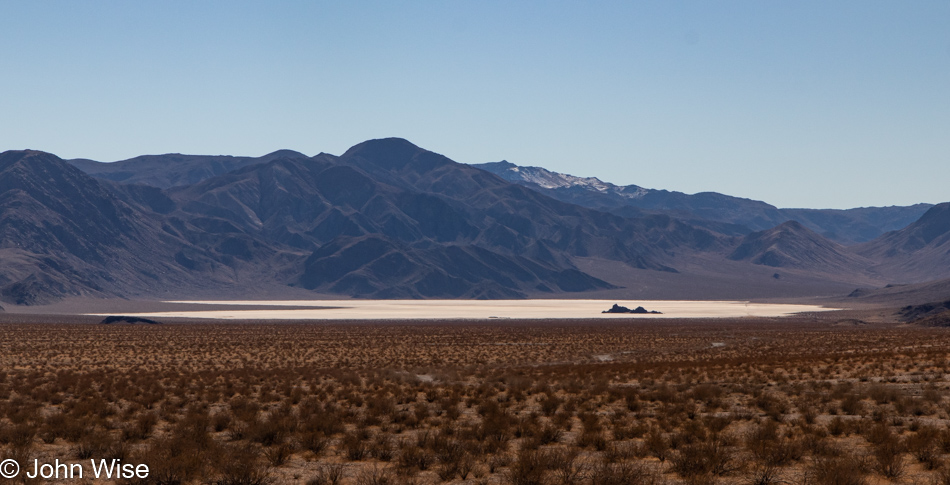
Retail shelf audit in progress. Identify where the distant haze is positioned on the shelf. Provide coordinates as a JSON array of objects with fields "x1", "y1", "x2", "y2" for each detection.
[{"x1": 1, "y1": 1, "x2": 947, "y2": 209}]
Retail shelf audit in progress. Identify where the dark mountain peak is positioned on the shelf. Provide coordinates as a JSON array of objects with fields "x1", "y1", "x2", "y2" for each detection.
[
  {"x1": 771, "y1": 220, "x2": 807, "y2": 233},
  {"x1": 343, "y1": 138, "x2": 423, "y2": 165},
  {"x1": 854, "y1": 202, "x2": 950, "y2": 281},
  {"x1": 1, "y1": 149, "x2": 61, "y2": 168},
  {"x1": 2, "y1": 149, "x2": 47, "y2": 157},
  {"x1": 728, "y1": 219, "x2": 868, "y2": 271},
  {"x1": 341, "y1": 138, "x2": 454, "y2": 174},
  {"x1": 909, "y1": 203, "x2": 950, "y2": 244},
  {"x1": 262, "y1": 149, "x2": 308, "y2": 160},
  {"x1": 478, "y1": 160, "x2": 517, "y2": 170},
  {"x1": 0, "y1": 148, "x2": 135, "y2": 226},
  {"x1": 735, "y1": 220, "x2": 829, "y2": 249},
  {"x1": 0, "y1": 150, "x2": 90, "y2": 182}
]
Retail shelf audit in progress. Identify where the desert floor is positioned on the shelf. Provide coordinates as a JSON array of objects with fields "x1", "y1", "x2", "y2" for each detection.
[{"x1": 1, "y1": 310, "x2": 948, "y2": 484}]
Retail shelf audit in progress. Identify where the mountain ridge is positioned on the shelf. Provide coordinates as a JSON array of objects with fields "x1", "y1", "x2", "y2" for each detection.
[
  {"x1": 728, "y1": 220, "x2": 875, "y2": 273},
  {"x1": 67, "y1": 150, "x2": 310, "y2": 189},
  {"x1": 472, "y1": 160, "x2": 932, "y2": 245},
  {"x1": 856, "y1": 203, "x2": 950, "y2": 283},
  {"x1": 2, "y1": 139, "x2": 948, "y2": 305}
]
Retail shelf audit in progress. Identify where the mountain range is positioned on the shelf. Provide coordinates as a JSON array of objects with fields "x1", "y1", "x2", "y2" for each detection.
[
  {"x1": 473, "y1": 161, "x2": 932, "y2": 244},
  {"x1": 0, "y1": 138, "x2": 948, "y2": 306}
]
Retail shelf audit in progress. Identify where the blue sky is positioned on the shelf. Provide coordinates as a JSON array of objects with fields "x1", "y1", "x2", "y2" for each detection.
[{"x1": 1, "y1": 1, "x2": 947, "y2": 209}]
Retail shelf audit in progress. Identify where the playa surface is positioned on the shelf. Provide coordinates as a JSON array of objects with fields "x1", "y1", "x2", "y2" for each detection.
[{"x1": 85, "y1": 299, "x2": 837, "y2": 320}]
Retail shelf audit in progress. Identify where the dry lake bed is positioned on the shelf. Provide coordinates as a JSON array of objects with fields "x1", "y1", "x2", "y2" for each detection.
[{"x1": 88, "y1": 299, "x2": 836, "y2": 320}]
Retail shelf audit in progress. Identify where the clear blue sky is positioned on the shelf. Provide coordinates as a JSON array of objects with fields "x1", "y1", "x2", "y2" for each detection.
[{"x1": 1, "y1": 1, "x2": 947, "y2": 209}]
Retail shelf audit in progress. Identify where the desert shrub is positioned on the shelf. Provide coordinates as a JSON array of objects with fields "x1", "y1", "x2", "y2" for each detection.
[
  {"x1": 369, "y1": 433, "x2": 395, "y2": 462},
  {"x1": 840, "y1": 394, "x2": 863, "y2": 415},
  {"x1": 872, "y1": 433, "x2": 905, "y2": 480},
  {"x1": 805, "y1": 454, "x2": 868, "y2": 485},
  {"x1": 124, "y1": 412, "x2": 159, "y2": 441},
  {"x1": 40, "y1": 412, "x2": 69, "y2": 443},
  {"x1": 436, "y1": 453, "x2": 475, "y2": 481},
  {"x1": 300, "y1": 431, "x2": 330, "y2": 456},
  {"x1": 170, "y1": 408, "x2": 213, "y2": 450},
  {"x1": 488, "y1": 452, "x2": 513, "y2": 474},
  {"x1": 645, "y1": 428, "x2": 671, "y2": 462},
  {"x1": 547, "y1": 448, "x2": 585, "y2": 485},
  {"x1": 612, "y1": 420, "x2": 648, "y2": 440},
  {"x1": 745, "y1": 463, "x2": 784, "y2": 485},
  {"x1": 355, "y1": 464, "x2": 396, "y2": 485},
  {"x1": 603, "y1": 440, "x2": 642, "y2": 463},
  {"x1": 827, "y1": 417, "x2": 848, "y2": 437},
  {"x1": 306, "y1": 463, "x2": 345, "y2": 485},
  {"x1": 589, "y1": 460, "x2": 661, "y2": 485},
  {"x1": 74, "y1": 429, "x2": 122, "y2": 459},
  {"x1": 0, "y1": 422, "x2": 36, "y2": 449},
  {"x1": 340, "y1": 432, "x2": 369, "y2": 461},
  {"x1": 263, "y1": 441, "x2": 295, "y2": 467},
  {"x1": 864, "y1": 422, "x2": 892, "y2": 445},
  {"x1": 906, "y1": 425, "x2": 940, "y2": 469},
  {"x1": 747, "y1": 422, "x2": 802, "y2": 467},
  {"x1": 247, "y1": 416, "x2": 291, "y2": 447},
  {"x1": 552, "y1": 409, "x2": 574, "y2": 430},
  {"x1": 867, "y1": 384, "x2": 899, "y2": 405},
  {"x1": 930, "y1": 467, "x2": 950, "y2": 485},
  {"x1": 576, "y1": 429, "x2": 608, "y2": 450},
  {"x1": 302, "y1": 410, "x2": 345, "y2": 437},
  {"x1": 212, "y1": 411, "x2": 233, "y2": 432},
  {"x1": 507, "y1": 449, "x2": 551, "y2": 485},
  {"x1": 755, "y1": 393, "x2": 789, "y2": 420},
  {"x1": 395, "y1": 444, "x2": 435, "y2": 472},
  {"x1": 938, "y1": 428, "x2": 950, "y2": 453},
  {"x1": 672, "y1": 419, "x2": 709, "y2": 448},
  {"x1": 540, "y1": 393, "x2": 562, "y2": 416},
  {"x1": 138, "y1": 436, "x2": 212, "y2": 485},
  {"x1": 211, "y1": 443, "x2": 272, "y2": 485},
  {"x1": 535, "y1": 423, "x2": 564, "y2": 445},
  {"x1": 432, "y1": 437, "x2": 467, "y2": 480},
  {"x1": 691, "y1": 383, "x2": 724, "y2": 404},
  {"x1": 670, "y1": 439, "x2": 740, "y2": 478}
]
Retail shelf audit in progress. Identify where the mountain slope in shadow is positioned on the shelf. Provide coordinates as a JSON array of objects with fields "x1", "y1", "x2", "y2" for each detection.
[
  {"x1": 857, "y1": 203, "x2": 950, "y2": 282},
  {"x1": 728, "y1": 221, "x2": 875, "y2": 273},
  {"x1": 0, "y1": 150, "x2": 196, "y2": 304}
]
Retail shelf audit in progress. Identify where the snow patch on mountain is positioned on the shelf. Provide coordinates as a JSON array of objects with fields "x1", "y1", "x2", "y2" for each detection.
[{"x1": 474, "y1": 161, "x2": 649, "y2": 199}]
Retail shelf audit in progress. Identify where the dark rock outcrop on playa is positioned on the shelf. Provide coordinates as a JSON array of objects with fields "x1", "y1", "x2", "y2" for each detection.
[
  {"x1": 100, "y1": 316, "x2": 162, "y2": 325},
  {"x1": 602, "y1": 304, "x2": 661, "y2": 314}
]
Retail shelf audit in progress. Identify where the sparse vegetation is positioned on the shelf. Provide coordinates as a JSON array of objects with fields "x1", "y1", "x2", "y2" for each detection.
[{"x1": 3, "y1": 318, "x2": 950, "y2": 483}]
